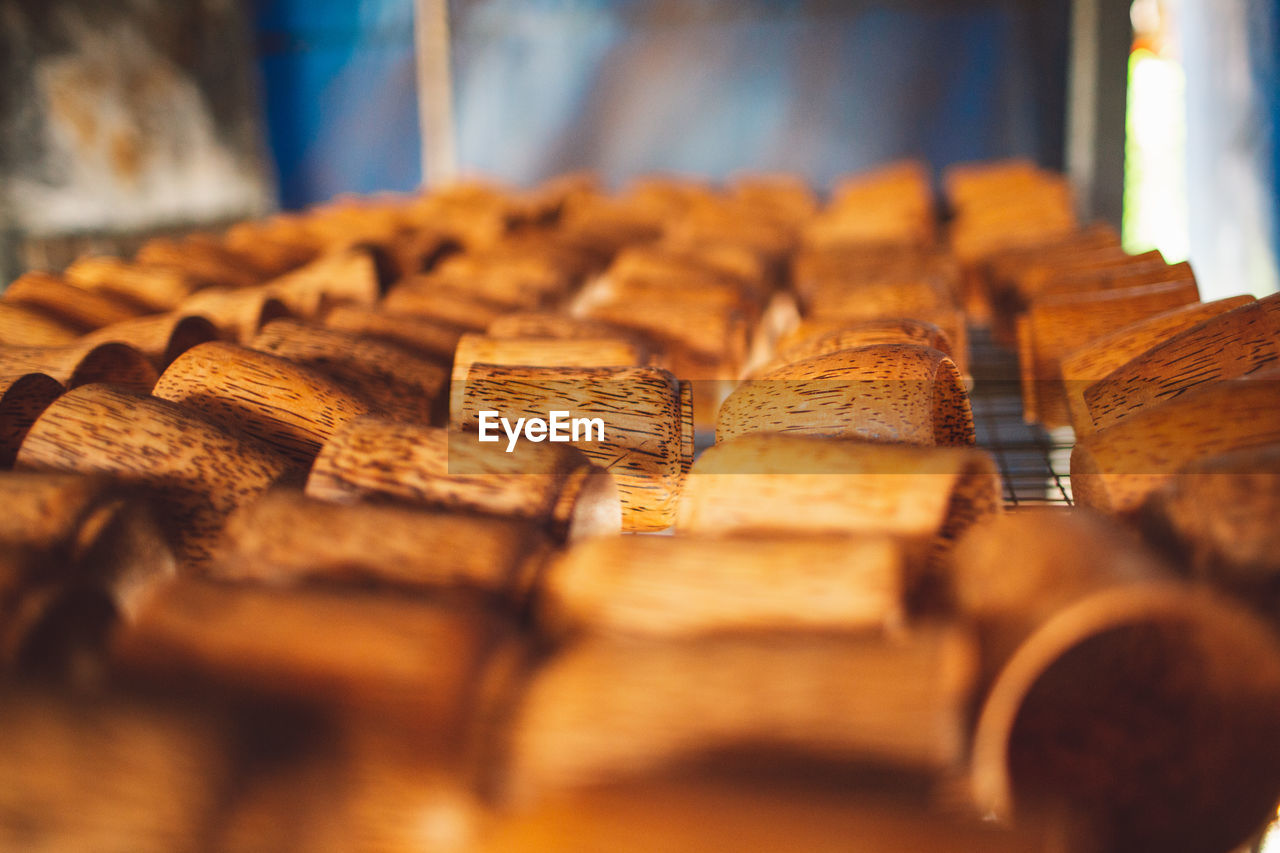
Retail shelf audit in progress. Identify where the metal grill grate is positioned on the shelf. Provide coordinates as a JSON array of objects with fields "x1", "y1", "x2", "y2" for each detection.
[{"x1": 968, "y1": 328, "x2": 1075, "y2": 507}]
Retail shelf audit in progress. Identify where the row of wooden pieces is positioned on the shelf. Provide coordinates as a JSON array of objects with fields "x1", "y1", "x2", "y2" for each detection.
[{"x1": 3, "y1": 455, "x2": 1280, "y2": 852}]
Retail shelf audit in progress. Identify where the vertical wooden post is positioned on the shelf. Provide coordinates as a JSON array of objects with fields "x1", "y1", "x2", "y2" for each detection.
[{"x1": 415, "y1": 0, "x2": 458, "y2": 188}]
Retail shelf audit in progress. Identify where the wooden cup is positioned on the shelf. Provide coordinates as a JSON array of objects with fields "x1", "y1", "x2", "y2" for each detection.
[
  {"x1": 954, "y1": 509, "x2": 1280, "y2": 853},
  {"x1": 153, "y1": 341, "x2": 379, "y2": 467},
  {"x1": 0, "y1": 373, "x2": 63, "y2": 468},
  {"x1": 717, "y1": 344, "x2": 974, "y2": 447},
  {"x1": 251, "y1": 319, "x2": 447, "y2": 424},
  {"x1": 16, "y1": 385, "x2": 293, "y2": 568},
  {"x1": 178, "y1": 287, "x2": 294, "y2": 343},
  {"x1": 306, "y1": 417, "x2": 620, "y2": 541},
  {"x1": 452, "y1": 365, "x2": 692, "y2": 532},
  {"x1": 79, "y1": 313, "x2": 221, "y2": 372},
  {"x1": 0, "y1": 341, "x2": 157, "y2": 392}
]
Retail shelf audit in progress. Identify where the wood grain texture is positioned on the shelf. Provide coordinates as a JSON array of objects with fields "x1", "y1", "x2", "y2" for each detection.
[
  {"x1": 382, "y1": 281, "x2": 510, "y2": 331},
  {"x1": 453, "y1": 365, "x2": 692, "y2": 532},
  {"x1": 774, "y1": 311, "x2": 969, "y2": 377},
  {"x1": 536, "y1": 533, "x2": 904, "y2": 639},
  {"x1": 64, "y1": 256, "x2": 202, "y2": 312},
  {"x1": 0, "y1": 302, "x2": 81, "y2": 346},
  {"x1": 1070, "y1": 371, "x2": 1280, "y2": 516},
  {"x1": 3, "y1": 271, "x2": 145, "y2": 331},
  {"x1": 153, "y1": 341, "x2": 378, "y2": 466},
  {"x1": 251, "y1": 320, "x2": 447, "y2": 424},
  {"x1": 1082, "y1": 292, "x2": 1280, "y2": 431},
  {"x1": 1138, "y1": 444, "x2": 1280, "y2": 588},
  {"x1": 0, "y1": 341, "x2": 157, "y2": 391},
  {"x1": 676, "y1": 435, "x2": 1001, "y2": 580},
  {"x1": 956, "y1": 510, "x2": 1280, "y2": 853},
  {"x1": 16, "y1": 385, "x2": 292, "y2": 568},
  {"x1": 213, "y1": 489, "x2": 552, "y2": 603},
  {"x1": 79, "y1": 313, "x2": 221, "y2": 371},
  {"x1": 305, "y1": 417, "x2": 620, "y2": 541},
  {"x1": 803, "y1": 278, "x2": 955, "y2": 324},
  {"x1": 493, "y1": 626, "x2": 976, "y2": 802},
  {"x1": 1018, "y1": 278, "x2": 1201, "y2": 426},
  {"x1": 718, "y1": 344, "x2": 974, "y2": 447},
  {"x1": 0, "y1": 373, "x2": 63, "y2": 468},
  {"x1": 1060, "y1": 295, "x2": 1254, "y2": 434},
  {"x1": 323, "y1": 305, "x2": 463, "y2": 363}
]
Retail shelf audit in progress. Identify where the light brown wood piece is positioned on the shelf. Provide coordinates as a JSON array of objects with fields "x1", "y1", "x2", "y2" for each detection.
[
  {"x1": 1082, "y1": 292, "x2": 1280, "y2": 431},
  {"x1": 262, "y1": 247, "x2": 380, "y2": 317},
  {"x1": 0, "y1": 302, "x2": 81, "y2": 346},
  {"x1": 382, "y1": 281, "x2": 510, "y2": 331},
  {"x1": 451, "y1": 334, "x2": 649, "y2": 391},
  {"x1": 137, "y1": 236, "x2": 264, "y2": 290},
  {"x1": 762, "y1": 318, "x2": 956, "y2": 375},
  {"x1": 4, "y1": 271, "x2": 145, "y2": 331},
  {"x1": 115, "y1": 576, "x2": 527, "y2": 738},
  {"x1": 16, "y1": 385, "x2": 291, "y2": 568},
  {"x1": 775, "y1": 310, "x2": 969, "y2": 377},
  {"x1": 0, "y1": 341, "x2": 157, "y2": 392},
  {"x1": 477, "y1": 775, "x2": 1069, "y2": 853},
  {"x1": 536, "y1": 533, "x2": 904, "y2": 639},
  {"x1": 955, "y1": 509, "x2": 1280, "y2": 853},
  {"x1": 452, "y1": 365, "x2": 692, "y2": 532},
  {"x1": 251, "y1": 320, "x2": 447, "y2": 424},
  {"x1": 179, "y1": 287, "x2": 294, "y2": 343},
  {"x1": 1060, "y1": 295, "x2": 1255, "y2": 434},
  {"x1": 494, "y1": 626, "x2": 976, "y2": 802},
  {"x1": 0, "y1": 690, "x2": 234, "y2": 853},
  {"x1": 323, "y1": 305, "x2": 463, "y2": 363},
  {"x1": 79, "y1": 313, "x2": 221, "y2": 371},
  {"x1": 1137, "y1": 444, "x2": 1280, "y2": 588},
  {"x1": 64, "y1": 256, "x2": 202, "y2": 312},
  {"x1": 676, "y1": 435, "x2": 1001, "y2": 579},
  {"x1": 213, "y1": 489, "x2": 552, "y2": 602},
  {"x1": 717, "y1": 344, "x2": 974, "y2": 447},
  {"x1": 1071, "y1": 371, "x2": 1280, "y2": 516},
  {"x1": 306, "y1": 417, "x2": 620, "y2": 541},
  {"x1": 0, "y1": 373, "x2": 63, "y2": 468},
  {"x1": 153, "y1": 341, "x2": 379, "y2": 466},
  {"x1": 1018, "y1": 278, "x2": 1200, "y2": 426}
]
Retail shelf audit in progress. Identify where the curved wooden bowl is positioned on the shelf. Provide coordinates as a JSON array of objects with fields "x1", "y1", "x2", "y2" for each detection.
[
  {"x1": 1071, "y1": 371, "x2": 1280, "y2": 516},
  {"x1": 773, "y1": 310, "x2": 968, "y2": 377},
  {"x1": 251, "y1": 320, "x2": 447, "y2": 424},
  {"x1": 0, "y1": 373, "x2": 63, "y2": 468},
  {"x1": 1060, "y1": 295, "x2": 1255, "y2": 434},
  {"x1": 762, "y1": 318, "x2": 956, "y2": 375},
  {"x1": 0, "y1": 342, "x2": 157, "y2": 392},
  {"x1": 536, "y1": 533, "x2": 904, "y2": 639},
  {"x1": 957, "y1": 510, "x2": 1280, "y2": 853},
  {"x1": 79, "y1": 314, "x2": 220, "y2": 371},
  {"x1": 178, "y1": 287, "x2": 294, "y2": 343},
  {"x1": 1018, "y1": 278, "x2": 1200, "y2": 426},
  {"x1": 306, "y1": 417, "x2": 620, "y2": 541},
  {"x1": 15, "y1": 385, "x2": 292, "y2": 568},
  {"x1": 451, "y1": 334, "x2": 650, "y2": 392},
  {"x1": 63, "y1": 256, "x2": 201, "y2": 311},
  {"x1": 1082, "y1": 292, "x2": 1280, "y2": 432},
  {"x1": 0, "y1": 302, "x2": 81, "y2": 347},
  {"x1": 153, "y1": 341, "x2": 379, "y2": 466},
  {"x1": 323, "y1": 305, "x2": 463, "y2": 363},
  {"x1": 676, "y1": 435, "x2": 1001, "y2": 586},
  {"x1": 213, "y1": 488, "x2": 552, "y2": 603},
  {"x1": 261, "y1": 247, "x2": 380, "y2": 317},
  {"x1": 3, "y1": 271, "x2": 144, "y2": 332},
  {"x1": 717, "y1": 344, "x2": 974, "y2": 446},
  {"x1": 452, "y1": 365, "x2": 693, "y2": 532},
  {"x1": 493, "y1": 626, "x2": 976, "y2": 802}
]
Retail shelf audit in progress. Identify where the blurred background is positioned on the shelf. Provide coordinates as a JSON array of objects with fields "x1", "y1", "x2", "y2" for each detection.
[{"x1": 0, "y1": 0, "x2": 1276, "y2": 298}]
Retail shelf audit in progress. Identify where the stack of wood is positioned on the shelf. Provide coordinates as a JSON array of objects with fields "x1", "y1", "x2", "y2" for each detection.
[{"x1": 0, "y1": 164, "x2": 1278, "y2": 853}]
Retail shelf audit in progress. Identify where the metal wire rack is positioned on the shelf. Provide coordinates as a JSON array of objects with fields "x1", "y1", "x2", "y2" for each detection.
[{"x1": 967, "y1": 328, "x2": 1075, "y2": 507}]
